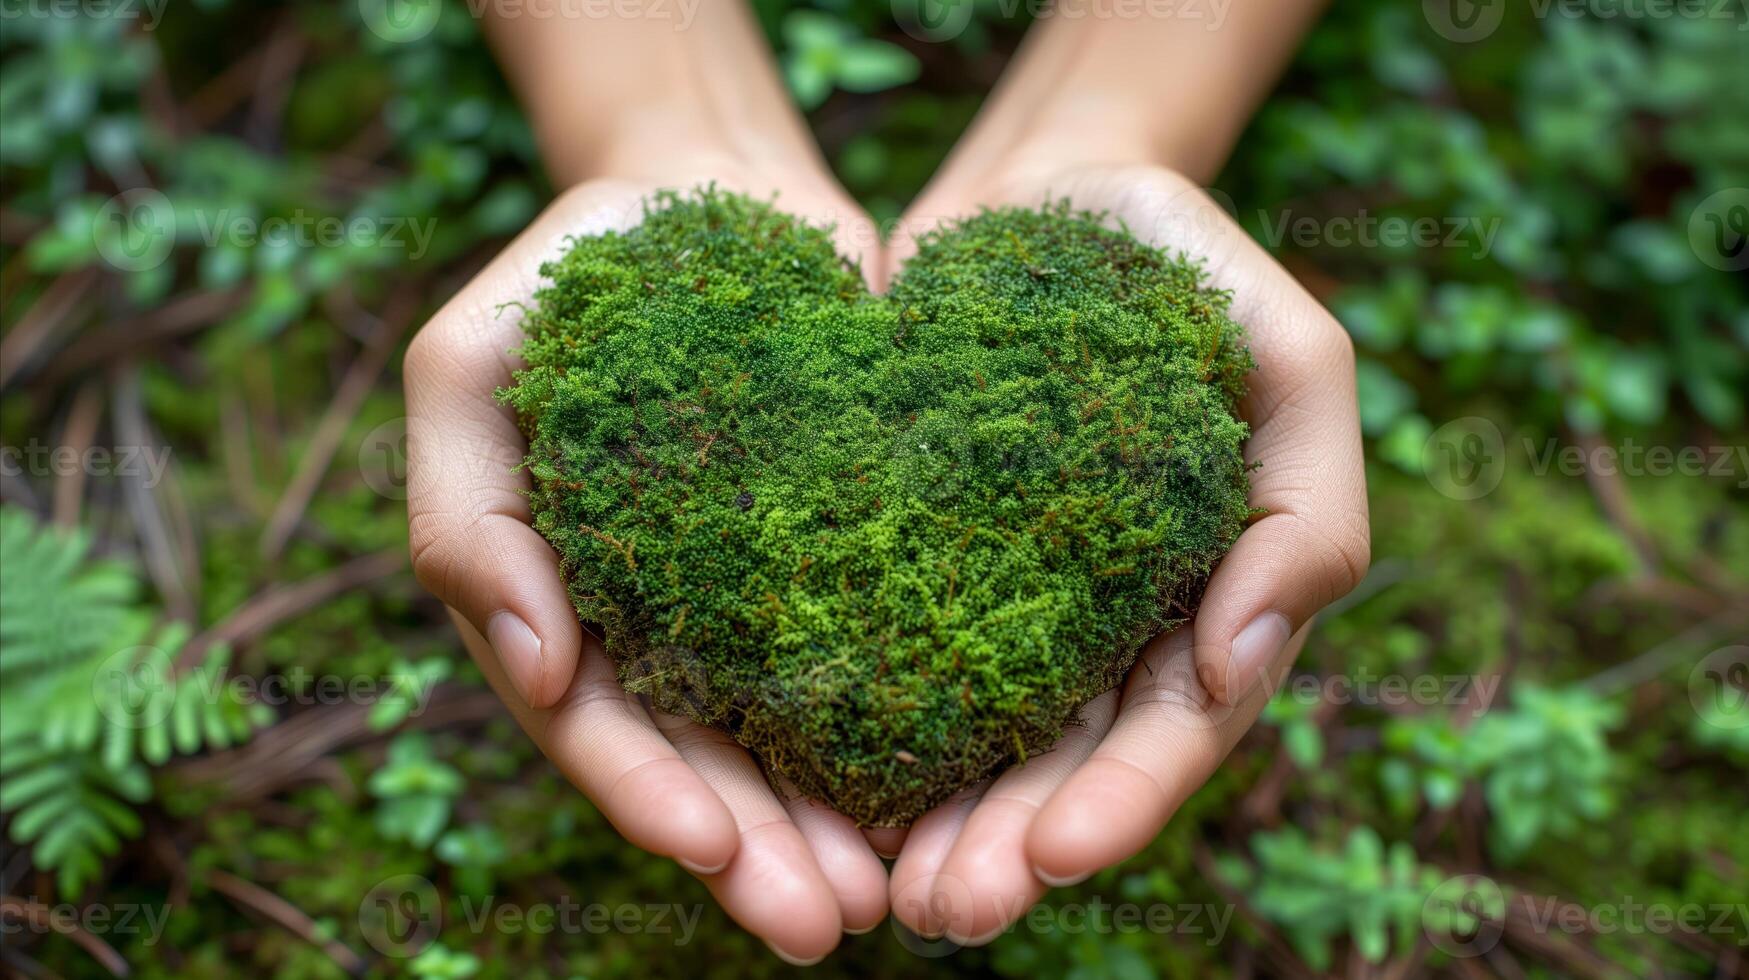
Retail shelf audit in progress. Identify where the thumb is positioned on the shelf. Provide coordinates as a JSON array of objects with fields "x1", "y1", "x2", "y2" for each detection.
[
  {"x1": 1188, "y1": 305, "x2": 1369, "y2": 706},
  {"x1": 403, "y1": 330, "x2": 584, "y2": 710},
  {"x1": 1191, "y1": 511, "x2": 1370, "y2": 706}
]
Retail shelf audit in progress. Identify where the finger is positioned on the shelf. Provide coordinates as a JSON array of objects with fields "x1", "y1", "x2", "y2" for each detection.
[
  {"x1": 1185, "y1": 210, "x2": 1369, "y2": 706},
  {"x1": 928, "y1": 689, "x2": 1119, "y2": 946},
  {"x1": 880, "y1": 197, "x2": 974, "y2": 291},
  {"x1": 404, "y1": 181, "x2": 645, "y2": 708},
  {"x1": 655, "y1": 711, "x2": 844, "y2": 965},
  {"x1": 1087, "y1": 169, "x2": 1368, "y2": 705},
  {"x1": 1027, "y1": 625, "x2": 1306, "y2": 883},
  {"x1": 862, "y1": 826, "x2": 909, "y2": 859},
  {"x1": 775, "y1": 777, "x2": 890, "y2": 935},
  {"x1": 810, "y1": 198, "x2": 886, "y2": 294},
  {"x1": 454, "y1": 614, "x2": 740, "y2": 873},
  {"x1": 887, "y1": 781, "x2": 987, "y2": 939}
]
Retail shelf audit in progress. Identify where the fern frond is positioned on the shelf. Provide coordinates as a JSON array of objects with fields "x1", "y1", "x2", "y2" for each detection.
[
  {"x1": 0, "y1": 507, "x2": 269, "y2": 897},
  {"x1": 0, "y1": 507, "x2": 140, "y2": 680},
  {"x1": 0, "y1": 745, "x2": 149, "y2": 896}
]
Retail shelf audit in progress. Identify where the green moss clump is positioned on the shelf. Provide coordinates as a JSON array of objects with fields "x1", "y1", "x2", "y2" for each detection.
[{"x1": 501, "y1": 188, "x2": 1254, "y2": 825}]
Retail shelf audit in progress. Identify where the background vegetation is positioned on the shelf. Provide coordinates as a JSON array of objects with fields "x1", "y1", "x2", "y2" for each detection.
[{"x1": 1, "y1": 0, "x2": 1744, "y2": 976}]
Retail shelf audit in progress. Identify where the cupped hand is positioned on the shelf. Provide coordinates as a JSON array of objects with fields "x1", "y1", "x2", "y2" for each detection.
[
  {"x1": 403, "y1": 173, "x2": 892, "y2": 963},
  {"x1": 885, "y1": 163, "x2": 1370, "y2": 944}
]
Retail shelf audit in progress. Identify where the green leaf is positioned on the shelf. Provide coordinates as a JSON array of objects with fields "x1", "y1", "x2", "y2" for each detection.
[
  {"x1": 1284, "y1": 720, "x2": 1324, "y2": 769},
  {"x1": 782, "y1": 10, "x2": 849, "y2": 52},
  {"x1": 0, "y1": 509, "x2": 263, "y2": 895},
  {"x1": 784, "y1": 58, "x2": 832, "y2": 110},
  {"x1": 1355, "y1": 358, "x2": 1417, "y2": 437},
  {"x1": 834, "y1": 42, "x2": 920, "y2": 93}
]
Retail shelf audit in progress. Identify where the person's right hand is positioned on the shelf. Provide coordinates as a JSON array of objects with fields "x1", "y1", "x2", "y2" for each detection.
[{"x1": 404, "y1": 172, "x2": 891, "y2": 964}]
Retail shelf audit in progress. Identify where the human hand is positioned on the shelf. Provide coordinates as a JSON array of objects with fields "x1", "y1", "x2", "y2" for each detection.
[
  {"x1": 884, "y1": 161, "x2": 1369, "y2": 944},
  {"x1": 404, "y1": 172, "x2": 891, "y2": 963}
]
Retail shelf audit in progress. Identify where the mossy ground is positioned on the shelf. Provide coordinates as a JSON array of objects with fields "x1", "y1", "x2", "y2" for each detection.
[{"x1": 502, "y1": 189, "x2": 1254, "y2": 825}]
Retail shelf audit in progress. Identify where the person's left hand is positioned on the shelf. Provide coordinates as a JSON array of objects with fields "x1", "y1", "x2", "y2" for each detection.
[{"x1": 882, "y1": 162, "x2": 1371, "y2": 944}]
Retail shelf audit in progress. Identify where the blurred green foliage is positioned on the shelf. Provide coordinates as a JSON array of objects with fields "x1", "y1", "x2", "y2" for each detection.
[{"x1": 0, "y1": 0, "x2": 1744, "y2": 977}]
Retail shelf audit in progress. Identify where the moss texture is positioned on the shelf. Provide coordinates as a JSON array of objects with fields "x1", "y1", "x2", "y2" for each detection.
[{"x1": 502, "y1": 189, "x2": 1254, "y2": 825}]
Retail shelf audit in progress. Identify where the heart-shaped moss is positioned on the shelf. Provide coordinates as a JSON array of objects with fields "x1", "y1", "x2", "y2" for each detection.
[{"x1": 502, "y1": 189, "x2": 1253, "y2": 825}]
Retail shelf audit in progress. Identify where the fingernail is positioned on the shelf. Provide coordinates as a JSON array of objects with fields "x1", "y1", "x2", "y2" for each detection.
[
  {"x1": 945, "y1": 923, "x2": 1008, "y2": 947},
  {"x1": 677, "y1": 857, "x2": 728, "y2": 876},
  {"x1": 1032, "y1": 865, "x2": 1092, "y2": 888},
  {"x1": 844, "y1": 923, "x2": 877, "y2": 936},
  {"x1": 764, "y1": 942, "x2": 825, "y2": 967},
  {"x1": 486, "y1": 611, "x2": 542, "y2": 705},
  {"x1": 1227, "y1": 612, "x2": 1293, "y2": 703}
]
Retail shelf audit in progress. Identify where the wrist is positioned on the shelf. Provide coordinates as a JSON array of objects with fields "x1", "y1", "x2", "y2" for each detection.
[
  {"x1": 912, "y1": 0, "x2": 1328, "y2": 200},
  {"x1": 554, "y1": 108, "x2": 838, "y2": 196},
  {"x1": 908, "y1": 125, "x2": 1168, "y2": 223},
  {"x1": 481, "y1": 3, "x2": 834, "y2": 195},
  {"x1": 906, "y1": 84, "x2": 1207, "y2": 217}
]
